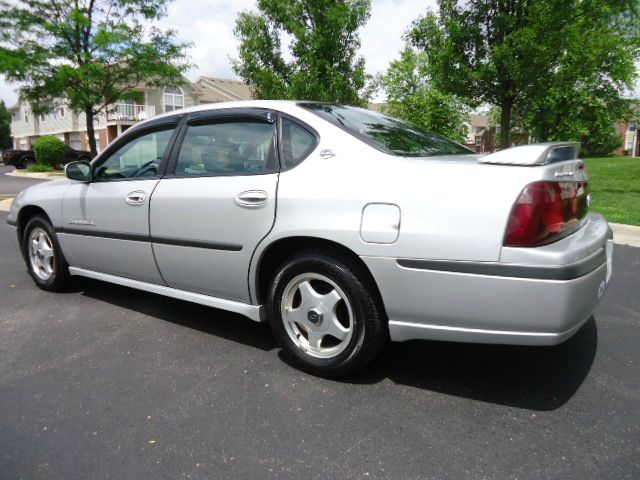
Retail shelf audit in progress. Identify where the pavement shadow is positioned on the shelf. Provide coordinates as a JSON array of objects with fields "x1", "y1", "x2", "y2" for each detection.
[
  {"x1": 75, "y1": 278, "x2": 277, "y2": 352},
  {"x1": 341, "y1": 317, "x2": 599, "y2": 411},
  {"x1": 72, "y1": 276, "x2": 597, "y2": 411}
]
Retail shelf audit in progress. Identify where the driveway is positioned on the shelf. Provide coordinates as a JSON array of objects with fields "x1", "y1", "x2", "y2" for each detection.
[
  {"x1": 0, "y1": 214, "x2": 638, "y2": 479},
  {"x1": 0, "y1": 165, "x2": 46, "y2": 197}
]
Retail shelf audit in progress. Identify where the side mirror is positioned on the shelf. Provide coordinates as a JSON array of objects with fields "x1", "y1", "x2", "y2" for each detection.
[{"x1": 65, "y1": 161, "x2": 92, "y2": 182}]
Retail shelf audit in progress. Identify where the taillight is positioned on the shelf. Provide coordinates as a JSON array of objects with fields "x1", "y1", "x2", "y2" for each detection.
[{"x1": 504, "y1": 181, "x2": 589, "y2": 247}]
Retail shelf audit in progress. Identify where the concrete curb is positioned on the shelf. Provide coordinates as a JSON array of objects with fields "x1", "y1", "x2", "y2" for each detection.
[
  {"x1": 610, "y1": 223, "x2": 640, "y2": 248},
  {"x1": 5, "y1": 170, "x2": 63, "y2": 180},
  {"x1": 0, "y1": 197, "x2": 13, "y2": 213}
]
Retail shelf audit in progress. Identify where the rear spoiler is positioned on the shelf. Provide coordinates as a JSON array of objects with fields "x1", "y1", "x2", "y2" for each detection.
[{"x1": 478, "y1": 142, "x2": 580, "y2": 166}]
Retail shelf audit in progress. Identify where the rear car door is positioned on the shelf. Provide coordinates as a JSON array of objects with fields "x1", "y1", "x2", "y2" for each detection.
[
  {"x1": 60, "y1": 117, "x2": 181, "y2": 284},
  {"x1": 149, "y1": 109, "x2": 279, "y2": 303}
]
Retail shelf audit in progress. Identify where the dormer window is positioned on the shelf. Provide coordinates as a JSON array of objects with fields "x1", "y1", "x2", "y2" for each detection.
[{"x1": 164, "y1": 86, "x2": 184, "y2": 113}]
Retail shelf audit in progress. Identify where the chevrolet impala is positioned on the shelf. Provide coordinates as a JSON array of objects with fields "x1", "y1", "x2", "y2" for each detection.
[{"x1": 6, "y1": 101, "x2": 614, "y2": 376}]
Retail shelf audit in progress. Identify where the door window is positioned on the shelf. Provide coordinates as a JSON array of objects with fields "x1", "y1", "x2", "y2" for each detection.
[
  {"x1": 174, "y1": 121, "x2": 276, "y2": 176},
  {"x1": 93, "y1": 128, "x2": 174, "y2": 181}
]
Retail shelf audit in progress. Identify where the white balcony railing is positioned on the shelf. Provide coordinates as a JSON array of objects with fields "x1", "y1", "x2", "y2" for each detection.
[{"x1": 107, "y1": 103, "x2": 156, "y2": 122}]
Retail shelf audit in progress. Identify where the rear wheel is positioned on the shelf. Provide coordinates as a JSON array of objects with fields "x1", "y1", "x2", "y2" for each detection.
[
  {"x1": 19, "y1": 156, "x2": 35, "y2": 169},
  {"x1": 23, "y1": 215, "x2": 71, "y2": 291},
  {"x1": 267, "y1": 250, "x2": 387, "y2": 377}
]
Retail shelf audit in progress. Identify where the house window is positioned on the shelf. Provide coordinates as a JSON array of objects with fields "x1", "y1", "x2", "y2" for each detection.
[
  {"x1": 59, "y1": 106, "x2": 65, "y2": 118},
  {"x1": 24, "y1": 108, "x2": 29, "y2": 124},
  {"x1": 626, "y1": 121, "x2": 637, "y2": 152},
  {"x1": 40, "y1": 113, "x2": 46, "y2": 122},
  {"x1": 164, "y1": 86, "x2": 184, "y2": 113}
]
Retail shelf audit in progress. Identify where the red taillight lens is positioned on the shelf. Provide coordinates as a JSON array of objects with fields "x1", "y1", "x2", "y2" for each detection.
[{"x1": 504, "y1": 181, "x2": 589, "y2": 247}]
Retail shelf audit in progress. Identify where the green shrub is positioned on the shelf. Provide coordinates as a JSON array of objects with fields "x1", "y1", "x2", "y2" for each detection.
[
  {"x1": 27, "y1": 162, "x2": 55, "y2": 172},
  {"x1": 34, "y1": 135, "x2": 66, "y2": 167}
]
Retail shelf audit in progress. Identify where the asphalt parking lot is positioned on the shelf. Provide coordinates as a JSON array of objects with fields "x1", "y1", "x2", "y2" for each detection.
[
  {"x1": 1, "y1": 213, "x2": 639, "y2": 479},
  {"x1": 0, "y1": 165, "x2": 45, "y2": 196}
]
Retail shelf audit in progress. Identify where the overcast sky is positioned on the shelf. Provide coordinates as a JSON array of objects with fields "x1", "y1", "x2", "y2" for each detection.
[{"x1": 0, "y1": 0, "x2": 436, "y2": 107}]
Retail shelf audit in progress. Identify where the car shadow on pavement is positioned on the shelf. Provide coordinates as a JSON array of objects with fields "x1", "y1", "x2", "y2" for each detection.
[
  {"x1": 341, "y1": 317, "x2": 599, "y2": 411},
  {"x1": 73, "y1": 277, "x2": 597, "y2": 411},
  {"x1": 75, "y1": 278, "x2": 277, "y2": 352}
]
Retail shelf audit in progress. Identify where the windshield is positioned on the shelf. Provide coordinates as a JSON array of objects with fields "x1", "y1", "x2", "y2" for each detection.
[{"x1": 300, "y1": 103, "x2": 473, "y2": 157}]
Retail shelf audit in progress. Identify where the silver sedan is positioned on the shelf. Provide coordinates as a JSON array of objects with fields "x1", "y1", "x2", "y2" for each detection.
[{"x1": 6, "y1": 101, "x2": 614, "y2": 376}]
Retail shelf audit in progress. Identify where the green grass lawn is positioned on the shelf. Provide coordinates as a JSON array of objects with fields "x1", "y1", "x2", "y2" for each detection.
[{"x1": 584, "y1": 157, "x2": 640, "y2": 226}]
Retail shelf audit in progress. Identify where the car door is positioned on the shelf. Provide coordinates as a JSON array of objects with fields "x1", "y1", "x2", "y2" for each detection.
[
  {"x1": 60, "y1": 117, "x2": 181, "y2": 284},
  {"x1": 149, "y1": 109, "x2": 279, "y2": 303}
]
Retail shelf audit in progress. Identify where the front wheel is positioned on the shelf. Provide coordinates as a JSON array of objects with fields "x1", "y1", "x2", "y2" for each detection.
[
  {"x1": 267, "y1": 250, "x2": 387, "y2": 377},
  {"x1": 22, "y1": 215, "x2": 72, "y2": 291}
]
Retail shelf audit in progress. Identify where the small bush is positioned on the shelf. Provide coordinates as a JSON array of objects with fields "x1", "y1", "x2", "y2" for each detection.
[
  {"x1": 27, "y1": 163, "x2": 55, "y2": 172},
  {"x1": 34, "y1": 135, "x2": 66, "y2": 167}
]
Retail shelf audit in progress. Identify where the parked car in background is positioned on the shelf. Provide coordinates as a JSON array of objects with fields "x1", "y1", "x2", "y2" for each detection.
[
  {"x1": 1, "y1": 149, "x2": 36, "y2": 169},
  {"x1": 1, "y1": 146, "x2": 92, "y2": 169},
  {"x1": 6, "y1": 100, "x2": 614, "y2": 377}
]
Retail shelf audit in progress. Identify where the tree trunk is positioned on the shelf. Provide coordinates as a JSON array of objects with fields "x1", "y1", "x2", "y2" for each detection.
[
  {"x1": 499, "y1": 100, "x2": 512, "y2": 149},
  {"x1": 85, "y1": 106, "x2": 98, "y2": 157}
]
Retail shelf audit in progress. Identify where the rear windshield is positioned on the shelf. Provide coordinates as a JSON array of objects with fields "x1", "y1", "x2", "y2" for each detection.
[{"x1": 300, "y1": 103, "x2": 473, "y2": 157}]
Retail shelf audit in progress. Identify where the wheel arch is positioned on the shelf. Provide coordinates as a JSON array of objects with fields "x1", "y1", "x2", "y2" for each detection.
[
  {"x1": 253, "y1": 236, "x2": 388, "y2": 317},
  {"x1": 16, "y1": 205, "x2": 53, "y2": 250}
]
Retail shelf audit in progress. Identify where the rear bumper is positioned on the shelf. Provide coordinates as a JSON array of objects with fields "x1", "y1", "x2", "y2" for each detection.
[{"x1": 362, "y1": 216, "x2": 613, "y2": 346}]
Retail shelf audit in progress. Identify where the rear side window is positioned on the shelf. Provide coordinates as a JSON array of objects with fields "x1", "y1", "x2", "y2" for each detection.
[
  {"x1": 300, "y1": 103, "x2": 472, "y2": 157},
  {"x1": 281, "y1": 118, "x2": 317, "y2": 168},
  {"x1": 174, "y1": 121, "x2": 276, "y2": 176}
]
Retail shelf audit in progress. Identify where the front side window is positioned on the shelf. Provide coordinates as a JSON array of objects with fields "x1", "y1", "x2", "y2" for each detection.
[
  {"x1": 164, "y1": 86, "x2": 184, "y2": 113},
  {"x1": 93, "y1": 128, "x2": 174, "y2": 181},
  {"x1": 174, "y1": 121, "x2": 275, "y2": 176},
  {"x1": 300, "y1": 103, "x2": 473, "y2": 157},
  {"x1": 281, "y1": 118, "x2": 317, "y2": 168}
]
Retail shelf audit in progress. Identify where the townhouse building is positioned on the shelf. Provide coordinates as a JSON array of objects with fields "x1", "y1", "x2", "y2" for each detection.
[{"x1": 9, "y1": 77, "x2": 252, "y2": 153}]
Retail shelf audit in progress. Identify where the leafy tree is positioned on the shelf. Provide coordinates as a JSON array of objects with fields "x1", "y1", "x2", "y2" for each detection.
[
  {"x1": 233, "y1": 0, "x2": 371, "y2": 105},
  {"x1": 379, "y1": 47, "x2": 469, "y2": 143},
  {"x1": 407, "y1": 0, "x2": 640, "y2": 149},
  {"x1": 0, "y1": 0, "x2": 191, "y2": 156},
  {"x1": 0, "y1": 100, "x2": 11, "y2": 149},
  {"x1": 513, "y1": 2, "x2": 639, "y2": 156}
]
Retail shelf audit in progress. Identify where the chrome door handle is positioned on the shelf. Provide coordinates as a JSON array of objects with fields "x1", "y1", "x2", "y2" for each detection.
[
  {"x1": 235, "y1": 190, "x2": 268, "y2": 208},
  {"x1": 125, "y1": 190, "x2": 147, "y2": 206}
]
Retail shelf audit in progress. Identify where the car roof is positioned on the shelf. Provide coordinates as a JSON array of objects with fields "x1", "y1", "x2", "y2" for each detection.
[{"x1": 143, "y1": 100, "x2": 328, "y2": 126}]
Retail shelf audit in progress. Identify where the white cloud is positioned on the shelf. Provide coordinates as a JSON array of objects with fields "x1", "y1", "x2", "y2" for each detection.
[
  {"x1": 0, "y1": 0, "x2": 433, "y2": 106},
  {"x1": 361, "y1": 0, "x2": 435, "y2": 74}
]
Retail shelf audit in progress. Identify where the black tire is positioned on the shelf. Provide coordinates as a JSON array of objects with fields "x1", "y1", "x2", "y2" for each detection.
[
  {"x1": 267, "y1": 250, "x2": 387, "y2": 377},
  {"x1": 22, "y1": 215, "x2": 72, "y2": 291},
  {"x1": 20, "y1": 156, "x2": 35, "y2": 169}
]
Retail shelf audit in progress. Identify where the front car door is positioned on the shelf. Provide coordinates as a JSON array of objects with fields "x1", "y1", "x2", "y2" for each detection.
[
  {"x1": 59, "y1": 117, "x2": 181, "y2": 284},
  {"x1": 149, "y1": 109, "x2": 279, "y2": 303}
]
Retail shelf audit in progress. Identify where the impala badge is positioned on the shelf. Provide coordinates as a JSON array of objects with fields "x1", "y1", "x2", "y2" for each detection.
[
  {"x1": 319, "y1": 149, "x2": 335, "y2": 159},
  {"x1": 68, "y1": 219, "x2": 96, "y2": 226}
]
